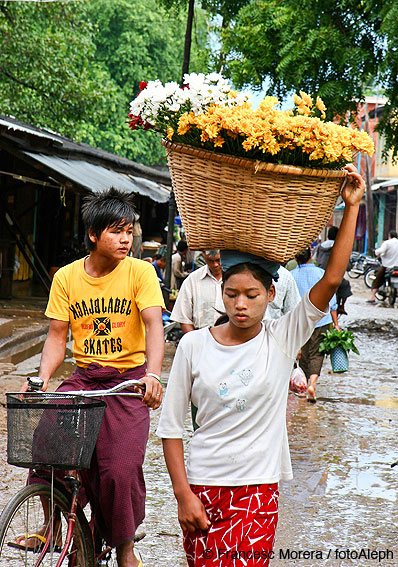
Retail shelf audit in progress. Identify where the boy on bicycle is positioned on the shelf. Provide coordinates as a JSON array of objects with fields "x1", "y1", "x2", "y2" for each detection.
[{"x1": 19, "y1": 187, "x2": 164, "y2": 567}]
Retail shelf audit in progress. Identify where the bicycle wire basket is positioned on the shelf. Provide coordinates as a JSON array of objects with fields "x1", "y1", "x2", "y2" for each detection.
[{"x1": 6, "y1": 393, "x2": 107, "y2": 470}]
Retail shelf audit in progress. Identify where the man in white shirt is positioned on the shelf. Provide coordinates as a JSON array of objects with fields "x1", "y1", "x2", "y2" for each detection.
[
  {"x1": 266, "y1": 265, "x2": 301, "y2": 319},
  {"x1": 171, "y1": 250, "x2": 224, "y2": 333},
  {"x1": 368, "y1": 230, "x2": 398, "y2": 303}
]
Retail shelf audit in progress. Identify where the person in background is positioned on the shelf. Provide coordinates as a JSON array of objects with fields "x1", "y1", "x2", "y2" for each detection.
[
  {"x1": 313, "y1": 225, "x2": 352, "y2": 314},
  {"x1": 171, "y1": 239, "x2": 190, "y2": 289},
  {"x1": 152, "y1": 253, "x2": 166, "y2": 282},
  {"x1": 291, "y1": 247, "x2": 340, "y2": 402},
  {"x1": 367, "y1": 230, "x2": 398, "y2": 303},
  {"x1": 132, "y1": 215, "x2": 142, "y2": 259},
  {"x1": 266, "y1": 265, "x2": 301, "y2": 319},
  {"x1": 171, "y1": 250, "x2": 224, "y2": 333}
]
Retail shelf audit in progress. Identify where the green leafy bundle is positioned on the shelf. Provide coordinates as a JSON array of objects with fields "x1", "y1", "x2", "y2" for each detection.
[{"x1": 319, "y1": 328, "x2": 359, "y2": 355}]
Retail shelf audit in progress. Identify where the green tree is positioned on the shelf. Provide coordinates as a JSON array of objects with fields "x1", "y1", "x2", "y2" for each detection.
[
  {"x1": 81, "y1": 0, "x2": 210, "y2": 164},
  {"x1": 222, "y1": 0, "x2": 398, "y2": 158},
  {"x1": 160, "y1": 0, "x2": 249, "y2": 76},
  {"x1": 0, "y1": 2, "x2": 114, "y2": 136},
  {"x1": 0, "y1": 0, "x2": 210, "y2": 166}
]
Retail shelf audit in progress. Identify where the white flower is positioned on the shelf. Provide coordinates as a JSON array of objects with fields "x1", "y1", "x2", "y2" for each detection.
[{"x1": 129, "y1": 73, "x2": 252, "y2": 132}]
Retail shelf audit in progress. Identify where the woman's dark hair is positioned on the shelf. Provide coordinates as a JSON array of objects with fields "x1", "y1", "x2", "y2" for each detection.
[
  {"x1": 222, "y1": 262, "x2": 273, "y2": 290},
  {"x1": 295, "y1": 248, "x2": 311, "y2": 265},
  {"x1": 81, "y1": 187, "x2": 137, "y2": 251}
]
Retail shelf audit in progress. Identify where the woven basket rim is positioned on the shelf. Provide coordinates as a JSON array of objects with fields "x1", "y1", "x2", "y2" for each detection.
[{"x1": 162, "y1": 139, "x2": 348, "y2": 179}]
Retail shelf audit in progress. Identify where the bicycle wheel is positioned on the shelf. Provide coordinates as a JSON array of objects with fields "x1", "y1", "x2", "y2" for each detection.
[{"x1": 0, "y1": 484, "x2": 94, "y2": 567}]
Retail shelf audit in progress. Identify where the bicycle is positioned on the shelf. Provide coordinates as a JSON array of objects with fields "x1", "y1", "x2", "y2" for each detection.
[{"x1": 0, "y1": 377, "x2": 146, "y2": 567}]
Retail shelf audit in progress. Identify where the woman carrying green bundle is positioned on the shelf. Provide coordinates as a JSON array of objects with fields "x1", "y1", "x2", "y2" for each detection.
[{"x1": 157, "y1": 164, "x2": 365, "y2": 567}]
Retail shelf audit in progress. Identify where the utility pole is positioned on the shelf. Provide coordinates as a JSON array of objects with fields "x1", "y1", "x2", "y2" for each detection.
[
  {"x1": 181, "y1": 0, "x2": 195, "y2": 82},
  {"x1": 364, "y1": 103, "x2": 375, "y2": 254},
  {"x1": 164, "y1": 189, "x2": 176, "y2": 304}
]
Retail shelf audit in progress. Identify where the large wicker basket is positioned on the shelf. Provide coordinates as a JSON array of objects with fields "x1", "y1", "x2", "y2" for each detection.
[{"x1": 162, "y1": 140, "x2": 347, "y2": 263}]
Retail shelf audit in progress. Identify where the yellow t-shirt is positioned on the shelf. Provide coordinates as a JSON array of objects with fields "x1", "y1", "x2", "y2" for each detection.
[{"x1": 45, "y1": 257, "x2": 165, "y2": 370}]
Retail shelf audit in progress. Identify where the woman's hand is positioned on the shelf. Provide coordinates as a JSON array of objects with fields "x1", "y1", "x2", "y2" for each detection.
[
  {"x1": 177, "y1": 489, "x2": 211, "y2": 532},
  {"x1": 342, "y1": 164, "x2": 365, "y2": 207}
]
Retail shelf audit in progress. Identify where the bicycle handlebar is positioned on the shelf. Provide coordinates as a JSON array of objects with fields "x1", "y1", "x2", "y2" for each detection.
[
  {"x1": 27, "y1": 377, "x2": 145, "y2": 398},
  {"x1": 61, "y1": 379, "x2": 146, "y2": 397}
]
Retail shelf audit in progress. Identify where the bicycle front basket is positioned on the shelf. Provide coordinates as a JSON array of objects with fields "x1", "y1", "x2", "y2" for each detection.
[{"x1": 6, "y1": 393, "x2": 106, "y2": 470}]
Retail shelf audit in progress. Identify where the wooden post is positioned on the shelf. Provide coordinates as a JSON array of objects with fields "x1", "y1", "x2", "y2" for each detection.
[
  {"x1": 181, "y1": 0, "x2": 195, "y2": 83},
  {"x1": 364, "y1": 103, "x2": 375, "y2": 254},
  {"x1": 164, "y1": 190, "x2": 176, "y2": 306}
]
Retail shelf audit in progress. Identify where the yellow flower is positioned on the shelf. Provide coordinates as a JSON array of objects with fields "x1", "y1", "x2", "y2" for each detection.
[
  {"x1": 316, "y1": 96, "x2": 327, "y2": 119},
  {"x1": 174, "y1": 91, "x2": 374, "y2": 167},
  {"x1": 177, "y1": 113, "x2": 194, "y2": 136},
  {"x1": 166, "y1": 126, "x2": 174, "y2": 140},
  {"x1": 299, "y1": 91, "x2": 313, "y2": 108}
]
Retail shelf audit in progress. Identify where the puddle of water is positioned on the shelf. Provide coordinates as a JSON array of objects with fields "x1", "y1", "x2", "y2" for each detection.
[
  {"x1": 318, "y1": 395, "x2": 398, "y2": 409},
  {"x1": 0, "y1": 335, "x2": 46, "y2": 364},
  {"x1": 327, "y1": 467, "x2": 397, "y2": 502},
  {"x1": 14, "y1": 341, "x2": 74, "y2": 380}
]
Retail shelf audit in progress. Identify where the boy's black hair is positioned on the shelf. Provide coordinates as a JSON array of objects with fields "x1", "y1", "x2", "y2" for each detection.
[
  {"x1": 295, "y1": 247, "x2": 311, "y2": 265},
  {"x1": 389, "y1": 230, "x2": 398, "y2": 239},
  {"x1": 81, "y1": 187, "x2": 137, "y2": 251}
]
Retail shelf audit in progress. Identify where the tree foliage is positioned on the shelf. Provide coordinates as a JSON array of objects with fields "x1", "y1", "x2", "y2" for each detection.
[
  {"x1": 0, "y1": 2, "x2": 114, "y2": 136},
  {"x1": 83, "y1": 0, "x2": 210, "y2": 164},
  {"x1": 0, "y1": 0, "x2": 210, "y2": 166},
  {"x1": 222, "y1": 0, "x2": 398, "y2": 158}
]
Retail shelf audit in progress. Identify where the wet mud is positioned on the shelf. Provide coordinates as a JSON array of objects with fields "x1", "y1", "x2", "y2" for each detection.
[{"x1": 0, "y1": 279, "x2": 397, "y2": 566}]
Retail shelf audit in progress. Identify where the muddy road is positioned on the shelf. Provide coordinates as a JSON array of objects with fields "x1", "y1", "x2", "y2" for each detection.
[{"x1": 0, "y1": 280, "x2": 397, "y2": 566}]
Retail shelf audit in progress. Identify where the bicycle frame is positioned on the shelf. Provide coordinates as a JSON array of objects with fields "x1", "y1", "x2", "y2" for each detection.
[{"x1": 3, "y1": 379, "x2": 146, "y2": 567}]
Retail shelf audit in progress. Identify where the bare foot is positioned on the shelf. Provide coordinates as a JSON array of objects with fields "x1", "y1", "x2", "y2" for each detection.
[{"x1": 307, "y1": 385, "x2": 316, "y2": 403}]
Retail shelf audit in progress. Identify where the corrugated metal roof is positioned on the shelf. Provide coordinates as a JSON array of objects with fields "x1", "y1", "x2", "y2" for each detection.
[
  {"x1": 24, "y1": 152, "x2": 170, "y2": 203},
  {"x1": 0, "y1": 118, "x2": 62, "y2": 144},
  {"x1": 371, "y1": 178, "x2": 398, "y2": 191}
]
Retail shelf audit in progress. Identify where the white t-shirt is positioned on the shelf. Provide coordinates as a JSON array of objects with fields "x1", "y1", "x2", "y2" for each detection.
[
  {"x1": 375, "y1": 238, "x2": 398, "y2": 268},
  {"x1": 157, "y1": 292, "x2": 327, "y2": 486},
  {"x1": 170, "y1": 265, "x2": 224, "y2": 329}
]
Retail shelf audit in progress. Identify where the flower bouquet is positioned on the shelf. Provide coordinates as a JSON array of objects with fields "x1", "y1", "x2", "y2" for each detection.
[
  {"x1": 128, "y1": 74, "x2": 374, "y2": 261},
  {"x1": 319, "y1": 328, "x2": 359, "y2": 373}
]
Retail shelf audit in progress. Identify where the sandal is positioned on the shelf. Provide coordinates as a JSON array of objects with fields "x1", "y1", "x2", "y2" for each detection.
[
  {"x1": 134, "y1": 547, "x2": 144, "y2": 567},
  {"x1": 8, "y1": 533, "x2": 62, "y2": 553}
]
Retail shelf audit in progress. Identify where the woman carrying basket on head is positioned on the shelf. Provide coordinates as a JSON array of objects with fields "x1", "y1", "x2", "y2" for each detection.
[{"x1": 157, "y1": 164, "x2": 365, "y2": 567}]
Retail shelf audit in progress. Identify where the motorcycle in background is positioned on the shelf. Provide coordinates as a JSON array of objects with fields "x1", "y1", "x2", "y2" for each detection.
[
  {"x1": 347, "y1": 252, "x2": 381, "y2": 288},
  {"x1": 162, "y1": 309, "x2": 183, "y2": 344},
  {"x1": 375, "y1": 266, "x2": 398, "y2": 306}
]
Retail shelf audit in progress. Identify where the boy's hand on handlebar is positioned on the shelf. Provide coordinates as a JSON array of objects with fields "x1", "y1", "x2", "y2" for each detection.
[
  {"x1": 140, "y1": 374, "x2": 163, "y2": 409},
  {"x1": 20, "y1": 377, "x2": 48, "y2": 393}
]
